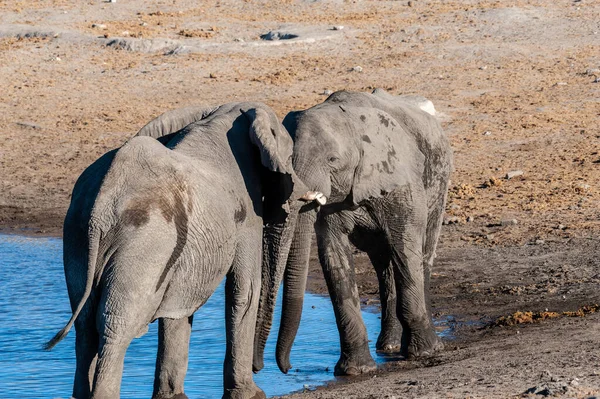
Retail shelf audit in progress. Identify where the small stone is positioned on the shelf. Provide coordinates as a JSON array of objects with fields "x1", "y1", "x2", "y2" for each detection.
[
  {"x1": 122, "y1": 31, "x2": 130, "y2": 36},
  {"x1": 586, "y1": 68, "x2": 600, "y2": 75},
  {"x1": 501, "y1": 219, "x2": 518, "y2": 226},
  {"x1": 443, "y1": 216, "x2": 460, "y2": 225},
  {"x1": 351, "y1": 65, "x2": 363, "y2": 72},
  {"x1": 450, "y1": 204, "x2": 461, "y2": 210},
  {"x1": 140, "y1": 22, "x2": 148, "y2": 27},
  {"x1": 467, "y1": 216, "x2": 474, "y2": 222},
  {"x1": 505, "y1": 170, "x2": 524, "y2": 179},
  {"x1": 535, "y1": 239, "x2": 545, "y2": 245},
  {"x1": 557, "y1": 224, "x2": 566, "y2": 230},
  {"x1": 55, "y1": 57, "x2": 61, "y2": 61},
  {"x1": 482, "y1": 130, "x2": 492, "y2": 136},
  {"x1": 323, "y1": 89, "x2": 333, "y2": 96},
  {"x1": 109, "y1": 0, "x2": 116, "y2": 3},
  {"x1": 570, "y1": 379, "x2": 579, "y2": 386},
  {"x1": 407, "y1": 1, "x2": 413, "y2": 6},
  {"x1": 209, "y1": 73, "x2": 217, "y2": 79},
  {"x1": 233, "y1": 38, "x2": 244, "y2": 42},
  {"x1": 332, "y1": 25, "x2": 344, "y2": 30},
  {"x1": 92, "y1": 23, "x2": 107, "y2": 30},
  {"x1": 479, "y1": 65, "x2": 488, "y2": 70}
]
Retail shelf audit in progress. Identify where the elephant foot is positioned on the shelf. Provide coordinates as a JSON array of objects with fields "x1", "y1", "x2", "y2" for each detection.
[
  {"x1": 401, "y1": 327, "x2": 443, "y2": 358},
  {"x1": 153, "y1": 393, "x2": 189, "y2": 399},
  {"x1": 375, "y1": 328, "x2": 402, "y2": 353},
  {"x1": 222, "y1": 385, "x2": 266, "y2": 399},
  {"x1": 334, "y1": 354, "x2": 377, "y2": 376}
]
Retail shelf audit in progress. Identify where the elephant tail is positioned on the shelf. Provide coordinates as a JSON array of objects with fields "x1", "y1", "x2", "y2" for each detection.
[{"x1": 44, "y1": 226, "x2": 101, "y2": 350}]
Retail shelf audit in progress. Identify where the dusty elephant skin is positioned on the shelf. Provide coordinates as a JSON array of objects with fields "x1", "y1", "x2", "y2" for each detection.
[
  {"x1": 254, "y1": 89, "x2": 452, "y2": 377},
  {"x1": 44, "y1": 102, "x2": 306, "y2": 399}
]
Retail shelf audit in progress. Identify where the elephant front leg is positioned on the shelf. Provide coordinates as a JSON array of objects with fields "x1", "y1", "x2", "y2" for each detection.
[
  {"x1": 368, "y1": 249, "x2": 403, "y2": 354},
  {"x1": 317, "y1": 220, "x2": 376, "y2": 376},
  {"x1": 153, "y1": 316, "x2": 193, "y2": 399},
  {"x1": 387, "y1": 208, "x2": 443, "y2": 358},
  {"x1": 223, "y1": 235, "x2": 266, "y2": 399}
]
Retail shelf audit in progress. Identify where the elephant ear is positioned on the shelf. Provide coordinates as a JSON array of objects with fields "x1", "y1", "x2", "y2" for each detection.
[
  {"x1": 243, "y1": 107, "x2": 299, "y2": 220},
  {"x1": 136, "y1": 105, "x2": 218, "y2": 143},
  {"x1": 351, "y1": 109, "x2": 424, "y2": 205}
]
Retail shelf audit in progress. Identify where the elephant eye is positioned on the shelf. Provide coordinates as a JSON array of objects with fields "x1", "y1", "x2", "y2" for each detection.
[{"x1": 328, "y1": 156, "x2": 339, "y2": 163}]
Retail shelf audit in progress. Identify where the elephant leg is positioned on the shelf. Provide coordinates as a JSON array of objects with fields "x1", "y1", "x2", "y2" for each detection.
[
  {"x1": 152, "y1": 316, "x2": 193, "y2": 399},
  {"x1": 223, "y1": 232, "x2": 265, "y2": 399},
  {"x1": 367, "y1": 246, "x2": 403, "y2": 353},
  {"x1": 73, "y1": 309, "x2": 99, "y2": 399},
  {"x1": 386, "y1": 192, "x2": 443, "y2": 358},
  {"x1": 316, "y1": 215, "x2": 376, "y2": 376},
  {"x1": 349, "y1": 229, "x2": 402, "y2": 353}
]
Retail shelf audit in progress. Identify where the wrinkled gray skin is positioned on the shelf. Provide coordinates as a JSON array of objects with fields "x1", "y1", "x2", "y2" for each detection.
[
  {"x1": 45, "y1": 102, "x2": 309, "y2": 399},
  {"x1": 253, "y1": 89, "x2": 453, "y2": 377}
]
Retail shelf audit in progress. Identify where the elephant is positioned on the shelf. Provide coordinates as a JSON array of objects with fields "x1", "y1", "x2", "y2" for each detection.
[
  {"x1": 253, "y1": 89, "x2": 453, "y2": 377},
  {"x1": 44, "y1": 102, "x2": 320, "y2": 399}
]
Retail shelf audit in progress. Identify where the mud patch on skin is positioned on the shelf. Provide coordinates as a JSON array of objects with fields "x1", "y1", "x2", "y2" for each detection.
[
  {"x1": 234, "y1": 202, "x2": 247, "y2": 223},
  {"x1": 378, "y1": 113, "x2": 390, "y2": 127},
  {"x1": 361, "y1": 135, "x2": 371, "y2": 143}
]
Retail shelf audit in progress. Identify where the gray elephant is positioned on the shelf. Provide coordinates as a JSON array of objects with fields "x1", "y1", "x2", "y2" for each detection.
[
  {"x1": 45, "y1": 102, "x2": 317, "y2": 399},
  {"x1": 253, "y1": 89, "x2": 453, "y2": 376}
]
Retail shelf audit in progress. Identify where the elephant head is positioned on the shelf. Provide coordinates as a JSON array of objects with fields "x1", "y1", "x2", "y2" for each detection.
[{"x1": 253, "y1": 90, "x2": 442, "y2": 374}]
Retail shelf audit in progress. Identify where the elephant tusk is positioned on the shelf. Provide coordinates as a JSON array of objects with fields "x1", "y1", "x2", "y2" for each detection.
[{"x1": 300, "y1": 191, "x2": 327, "y2": 206}]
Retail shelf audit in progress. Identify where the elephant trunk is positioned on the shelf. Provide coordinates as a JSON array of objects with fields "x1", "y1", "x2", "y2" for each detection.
[
  {"x1": 275, "y1": 208, "x2": 317, "y2": 374},
  {"x1": 253, "y1": 203, "x2": 301, "y2": 373}
]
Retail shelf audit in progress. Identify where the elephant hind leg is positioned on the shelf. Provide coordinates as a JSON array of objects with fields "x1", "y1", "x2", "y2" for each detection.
[
  {"x1": 73, "y1": 308, "x2": 99, "y2": 399},
  {"x1": 153, "y1": 316, "x2": 193, "y2": 399},
  {"x1": 223, "y1": 230, "x2": 265, "y2": 399}
]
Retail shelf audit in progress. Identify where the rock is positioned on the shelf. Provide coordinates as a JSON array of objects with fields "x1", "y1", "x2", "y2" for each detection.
[
  {"x1": 501, "y1": 219, "x2": 518, "y2": 226},
  {"x1": 322, "y1": 89, "x2": 333, "y2": 96},
  {"x1": 585, "y1": 68, "x2": 600, "y2": 75},
  {"x1": 92, "y1": 23, "x2": 107, "y2": 30},
  {"x1": 482, "y1": 130, "x2": 492, "y2": 136},
  {"x1": 443, "y1": 216, "x2": 460, "y2": 225},
  {"x1": 260, "y1": 31, "x2": 299, "y2": 41},
  {"x1": 479, "y1": 65, "x2": 488, "y2": 70},
  {"x1": 332, "y1": 26, "x2": 344, "y2": 31},
  {"x1": 505, "y1": 170, "x2": 524, "y2": 179},
  {"x1": 450, "y1": 204, "x2": 461, "y2": 210},
  {"x1": 466, "y1": 216, "x2": 474, "y2": 222},
  {"x1": 535, "y1": 239, "x2": 545, "y2": 245},
  {"x1": 351, "y1": 65, "x2": 363, "y2": 72}
]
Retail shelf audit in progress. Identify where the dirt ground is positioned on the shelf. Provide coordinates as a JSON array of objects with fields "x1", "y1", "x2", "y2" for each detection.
[{"x1": 1, "y1": 0, "x2": 599, "y2": 398}]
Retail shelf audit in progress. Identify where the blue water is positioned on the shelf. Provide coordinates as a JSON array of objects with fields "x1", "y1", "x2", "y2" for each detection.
[{"x1": 0, "y1": 234, "x2": 394, "y2": 398}]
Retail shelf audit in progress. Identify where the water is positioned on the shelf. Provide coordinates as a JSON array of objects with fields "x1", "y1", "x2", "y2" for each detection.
[{"x1": 0, "y1": 234, "x2": 397, "y2": 398}]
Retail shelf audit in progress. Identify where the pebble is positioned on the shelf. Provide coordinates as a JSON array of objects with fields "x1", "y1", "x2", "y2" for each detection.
[
  {"x1": 482, "y1": 130, "x2": 492, "y2": 136},
  {"x1": 506, "y1": 170, "x2": 524, "y2": 179},
  {"x1": 443, "y1": 216, "x2": 460, "y2": 225},
  {"x1": 322, "y1": 89, "x2": 333, "y2": 96},
  {"x1": 233, "y1": 38, "x2": 244, "y2": 42},
  {"x1": 586, "y1": 68, "x2": 600, "y2": 75},
  {"x1": 332, "y1": 26, "x2": 344, "y2": 30},
  {"x1": 479, "y1": 65, "x2": 488, "y2": 70},
  {"x1": 467, "y1": 216, "x2": 474, "y2": 222},
  {"x1": 535, "y1": 239, "x2": 545, "y2": 245},
  {"x1": 92, "y1": 23, "x2": 107, "y2": 30},
  {"x1": 501, "y1": 219, "x2": 518, "y2": 226},
  {"x1": 351, "y1": 65, "x2": 363, "y2": 72}
]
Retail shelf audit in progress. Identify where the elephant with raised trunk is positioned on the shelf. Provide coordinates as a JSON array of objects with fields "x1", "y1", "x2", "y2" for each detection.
[
  {"x1": 253, "y1": 89, "x2": 453, "y2": 376},
  {"x1": 45, "y1": 102, "x2": 319, "y2": 399}
]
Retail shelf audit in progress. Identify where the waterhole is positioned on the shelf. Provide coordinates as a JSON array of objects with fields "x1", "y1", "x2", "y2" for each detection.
[{"x1": 0, "y1": 234, "x2": 449, "y2": 398}]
